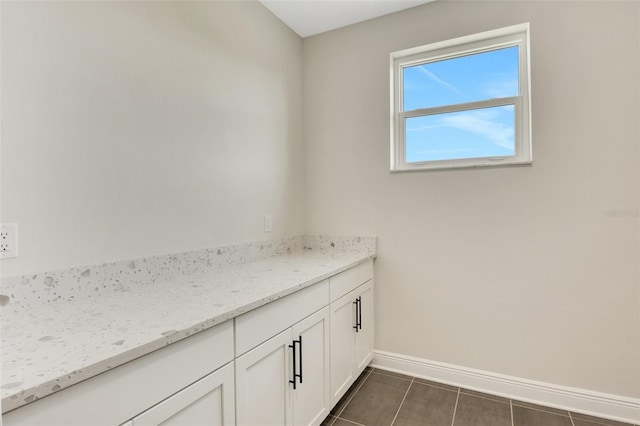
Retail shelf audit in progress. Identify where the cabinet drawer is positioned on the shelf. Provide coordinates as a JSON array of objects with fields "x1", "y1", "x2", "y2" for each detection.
[
  {"x1": 4, "y1": 320, "x2": 234, "y2": 426},
  {"x1": 329, "y1": 260, "x2": 373, "y2": 302},
  {"x1": 130, "y1": 361, "x2": 235, "y2": 425},
  {"x1": 235, "y1": 280, "x2": 329, "y2": 356}
]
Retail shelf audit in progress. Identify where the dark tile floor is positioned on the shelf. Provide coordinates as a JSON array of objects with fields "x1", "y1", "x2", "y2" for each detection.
[{"x1": 322, "y1": 368, "x2": 639, "y2": 426}]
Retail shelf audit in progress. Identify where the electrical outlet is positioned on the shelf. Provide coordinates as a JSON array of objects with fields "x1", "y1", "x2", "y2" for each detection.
[
  {"x1": 1, "y1": 223, "x2": 18, "y2": 259},
  {"x1": 264, "y1": 215, "x2": 272, "y2": 233}
]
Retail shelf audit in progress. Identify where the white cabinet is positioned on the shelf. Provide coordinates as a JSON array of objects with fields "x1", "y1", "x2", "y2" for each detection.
[
  {"x1": 291, "y1": 308, "x2": 331, "y2": 426},
  {"x1": 235, "y1": 328, "x2": 293, "y2": 426},
  {"x1": 130, "y1": 362, "x2": 235, "y2": 426},
  {"x1": 329, "y1": 261, "x2": 374, "y2": 407},
  {"x1": 4, "y1": 259, "x2": 373, "y2": 426},
  {"x1": 3, "y1": 321, "x2": 235, "y2": 426},
  {"x1": 329, "y1": 289, "x2": 357, "y2": 404},
  {"x1": 330, "y1": 281, "x2": 374, "y2": 406},
  {"x1": 353, "y1": 281, "x2": 374, "y2": 373},
  {"x1": 236, "y1": 307, "x2": 330, "y2": 426}
]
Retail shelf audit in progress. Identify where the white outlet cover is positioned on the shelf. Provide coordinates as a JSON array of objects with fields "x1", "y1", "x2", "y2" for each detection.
[
  {"x1": 264, "y1": 215, "x2": 272, "y2": 233},
  {"x1": 1, "y1": 223, "x2": 18, "y2": 259}
]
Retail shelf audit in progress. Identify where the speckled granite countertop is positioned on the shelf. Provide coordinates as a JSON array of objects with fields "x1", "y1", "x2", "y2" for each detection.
[{"x1": 1, "y1": 235, "x2": 376, "y2": 413}]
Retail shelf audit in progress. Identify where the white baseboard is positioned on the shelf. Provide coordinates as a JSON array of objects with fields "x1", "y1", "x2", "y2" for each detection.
[{"x1": 371, "y1": 350, "x2": 640, "y2": 425}]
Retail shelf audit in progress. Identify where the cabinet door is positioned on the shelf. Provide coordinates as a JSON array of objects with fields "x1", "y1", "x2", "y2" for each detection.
[
  {"x1": 291, "y1": 307, "x2": 330, "y2": 426},
  {"x1": 354, "y1": 280, "x2": 374, "y2": 374},
  {"x1": 235, "y1": 328, "x2": 294, "y2": 426},
  {"x1": 329, "y1": 291, "x2": 357, "y2": 407},
  {"x1": 131, "y1": 362, "x2": 235, "y2": 426}
]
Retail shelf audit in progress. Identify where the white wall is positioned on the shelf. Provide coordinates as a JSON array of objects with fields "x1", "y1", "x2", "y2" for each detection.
[
  {"x1": 303, "y1": 0, "x2": 640, "y2": 398},
  {"x1": 2, "y1": 0, "x2": 638, "y2": 402},
  {"x1": 1, "y1": 1, "x2": 304, "y2": 276}
]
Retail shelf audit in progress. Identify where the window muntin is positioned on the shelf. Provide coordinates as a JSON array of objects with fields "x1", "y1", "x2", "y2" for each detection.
[{"x1": 391, "y1": 24, "x2": 531, "y2": 171}]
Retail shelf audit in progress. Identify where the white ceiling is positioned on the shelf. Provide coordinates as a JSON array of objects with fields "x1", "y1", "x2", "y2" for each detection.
[{"x1": 259, "y1": 0, "x2": 435, "y2": 38}]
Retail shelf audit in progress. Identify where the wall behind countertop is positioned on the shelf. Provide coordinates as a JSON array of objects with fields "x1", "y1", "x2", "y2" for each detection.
[
  {"x1": 303, "y1": 1, "x2": 640, "y2": 398},
  {"x1": 1, "y1": 1, "x2": 305, "y2": 276}
]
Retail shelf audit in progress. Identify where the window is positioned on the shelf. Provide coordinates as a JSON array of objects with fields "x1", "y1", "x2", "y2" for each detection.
[{"x1": 390, "y1": 24, "x2": 531, "y2": 171}]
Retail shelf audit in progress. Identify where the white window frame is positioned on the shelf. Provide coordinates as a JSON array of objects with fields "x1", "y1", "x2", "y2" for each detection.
[{"x1": 390, "y1": 23, "x2": 532, "y2": 172}]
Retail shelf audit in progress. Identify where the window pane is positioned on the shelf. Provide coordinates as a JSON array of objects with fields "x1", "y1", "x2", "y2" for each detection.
[
  {"x1": 405, "y1": 105, "x2": 515, "y2": 163},
  {"x1": 403, "y1": 46, "x2": 519, "y2": 111}
]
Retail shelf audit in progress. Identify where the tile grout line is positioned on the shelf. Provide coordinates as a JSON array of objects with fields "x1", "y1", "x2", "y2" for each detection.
[
  {"x1": 450, "y1": 387, "x2": 461, "y2": 426},
  {"x1": 332, "y1": 369, "x2": 636, "y2": 426},
  {"x1": 459, "y1": 389, "x2": 510, "y2": 404},
  {"x1": 390, "y1": 378, "x2": 414, "y2": 426},
  {"x1": 335, "y1": 369, "x2": 374, "y2": 418},
  {"x1": 370, "y1": 369, "x2": 414, "y2": 383},
  {"x1": 335, "y1": 417, "x2": 367, "y2": 426},
  {"x1": 512, "y1": 402, "x2": 575, "y2": 418},
  {"x1": 510, "y1": 399, "x2": 514, "y2": 426},
  {"x1": 382, "y1": 371, "x2": 457, "y2": 392}
]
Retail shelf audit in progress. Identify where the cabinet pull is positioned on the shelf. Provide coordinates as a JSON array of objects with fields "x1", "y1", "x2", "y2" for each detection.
[
  {"x1": 353, "y1": 297, "x2": 362, "y2": 332},
  {"x1": 289, "y1": 340, "x2": 297, "y2": 390},
  {"x1": 298, "y1": 336, "x2": 303, "y2": 384},
  {"x1": 289, "y1": 337, "x2": 303, "y2": 389}
]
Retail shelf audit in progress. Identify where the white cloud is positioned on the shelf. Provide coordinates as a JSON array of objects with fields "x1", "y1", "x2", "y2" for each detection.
[
  {"x1": 405, "y1": 123, "x2": 444, "y2": 133},
  {"x1": 406, "y1": 106, "x2": 514, "y2": 150},
  {"x1": 439, "y1": 107, "x2": 514, "y2": 149},
  {"x1": 482, "y1": 77, "x2": 518, "y2": 99},
  {"x1": 416, "y1": 66, "x2": 470, "y2": 100},
  {"x1": 414, "y1": 147, "x2": 475, "y2": 155}
]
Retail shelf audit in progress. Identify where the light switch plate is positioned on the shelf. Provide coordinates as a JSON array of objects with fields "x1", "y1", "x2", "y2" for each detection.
[
  {"x1": 264, "y1": 215, "x2": 272, "y2": 233},
  {"x1": 1, "y1": 223, "x2": 18, "y2": 259}
]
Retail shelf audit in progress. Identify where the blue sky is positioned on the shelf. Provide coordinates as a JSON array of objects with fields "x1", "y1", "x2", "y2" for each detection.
[{"x1": 403, "y1": 46, "x2": 519, "y2": 162}]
